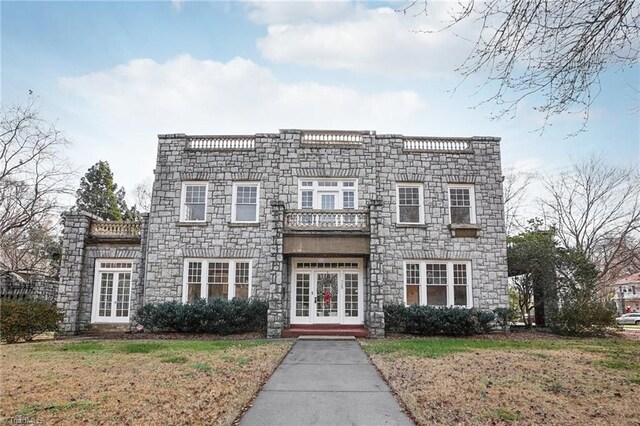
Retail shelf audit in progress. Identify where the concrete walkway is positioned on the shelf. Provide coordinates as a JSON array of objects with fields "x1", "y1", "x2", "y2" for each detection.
[{"x1": 240, "y1": 338, "x2": 414, "y2": 426}]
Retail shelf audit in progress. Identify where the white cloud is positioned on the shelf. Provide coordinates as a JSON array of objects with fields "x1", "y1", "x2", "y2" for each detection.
[
  {"x1": 171, "y1": 0, "x2": 183, "y2": 11},
  {"x1": 246, "y1": 0, "x2": 360, "y2": 24},
  {"x1": 57, "y1": 55, "x2": 427, "y2": 193},
  {"x1": 255, "y1": 4, "x2": 477, "y2": 77},
  {"x1": 509, "y1": 157, "x2": 542, "y2": 173}
]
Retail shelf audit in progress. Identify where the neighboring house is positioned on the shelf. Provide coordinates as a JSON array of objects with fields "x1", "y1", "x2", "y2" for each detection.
[
  {"x1": 613, "y1": 272, "x2": 640, "y2": 314},
  {"x1": 57, "y1": 130, "x2": 509, "y2": 337}
]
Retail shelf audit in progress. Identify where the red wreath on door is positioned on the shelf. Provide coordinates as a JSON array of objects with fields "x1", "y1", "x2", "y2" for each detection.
[{"x1": 323, "y1": 290, "x2": 332, "y2": 305}]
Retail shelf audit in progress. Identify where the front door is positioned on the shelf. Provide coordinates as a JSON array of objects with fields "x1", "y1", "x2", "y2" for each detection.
[
  {"x1": 314, "y1": 272, "x2": 339, "y2": 323},
  {"x1": 92, "y1": 260, "x2": 133, "y2": 323},
  {"x1": 290, "y1": 259, "x2": 363, "y2": 325}
]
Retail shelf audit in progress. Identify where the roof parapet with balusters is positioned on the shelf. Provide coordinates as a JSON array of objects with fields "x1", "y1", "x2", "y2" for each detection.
[{"x1": 157, "y1": 131, "x2": 500, "y2": 153}]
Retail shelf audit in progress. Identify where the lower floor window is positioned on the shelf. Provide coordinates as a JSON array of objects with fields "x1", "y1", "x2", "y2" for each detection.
[
  {"x1": 404, "y1": 260, "x2": 472, "y2": 307},
  {"x1": 183, "y1": 259, "x2": 252, "y2": 302}
]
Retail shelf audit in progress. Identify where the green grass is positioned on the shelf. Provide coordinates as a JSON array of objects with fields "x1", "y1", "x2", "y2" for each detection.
[
  {"x1": 193, "y1": 362, "x2": 213, "y2": 373},
  {"x1": 16, "y1": 400, "x2": 96, "y2": 417},
  {"x1": 494, "y1": 408, "x2": 519, "y2": 422},
  {"x1": 594, "y1": 358, "x2": 640, "y2": 372},
  {"x1": 160, "y1": 354, "x2": 189, "y2": 364},
  {"x1": 362, "y1": 336, "x2": 640, "y2": 359},
  {"x1": 32, "y1": 339, "x2": 270, "y2": 355}
]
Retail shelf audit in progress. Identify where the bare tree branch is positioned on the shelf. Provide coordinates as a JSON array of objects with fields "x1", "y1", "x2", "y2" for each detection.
[
  {"x1": 0, "y1": 100, "x2": 74, "y2": 274},
  {"x1": 503, "y1": 167, "x2": 537, "y2": 235},
  {"x1": 540, "y1": 156, "x2": 640, "y2": 288},
  {"x1": 403, "y1": 0, "x2": 640, "y2": 133}
]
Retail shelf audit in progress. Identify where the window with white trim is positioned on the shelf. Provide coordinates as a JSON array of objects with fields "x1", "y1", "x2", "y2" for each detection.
[
  {"x1": 404, "y1": 260, "x2": 472, "y2": 307},
  {"x1": 297, "y1": 179, "x2": 358, "y2": 210},
  {"x1": 181, "y1": 182, "x2": 207, "y2": 222},
  {"x1": 448, "y1": 184, "x2": 476, "y2": 224},
  {"x1": 396, "y1": 183, "x2": 424, "y2": 224},
  {"x1": 183, "y1": 259, "x2": 252, "y2": 302},
  {"x1": 232, "y1": 182, "x2": 260, "y2": 223}
]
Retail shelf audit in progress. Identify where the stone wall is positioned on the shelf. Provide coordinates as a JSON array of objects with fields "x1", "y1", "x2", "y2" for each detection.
[
  {"x1": 0, "y1": 272, "x2": 58, "y2": 303},
  {"x1": 146, "y1": 131, "x2": 508, "y2": 338},
  {"x1": 58, "y1": 213, "x2": 147, "y2": 333},
  {"x1": 58, "y1": 213, "x2": 92, "y2": 333}
]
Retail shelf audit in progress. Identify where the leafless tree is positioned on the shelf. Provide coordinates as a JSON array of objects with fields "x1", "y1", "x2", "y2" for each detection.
[
  {"x1": 402, "y1": 0, "x2": 640, "y2": 133},
  {"x1": 0, "y1": 100, "x2": 73, "y2": 236},
  {"x1": 510, "y1": 274, "x2": 535, "y2": 326},
  {"x1": 132, "y1": 179, "x2": 153, "y2": 213},
  {"x1": 503, "y1": 167, "x2": 536, "y2": 235},
  {"x1": 540, "y1": 156, "x2": 640, "y2": 288},
  {"x1": 0, "y1": 100, "x2": 73, "y2": 273},
  {"x1": 0, "y1": 219, "x2": 59, "y2": 276}
]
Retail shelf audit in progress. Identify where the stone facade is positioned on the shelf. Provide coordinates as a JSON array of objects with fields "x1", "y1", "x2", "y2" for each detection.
[
  {"x1": 58, "y1": 130, "x2": 508, "y2": 337},
  {"x1": 58, "y1": 213, "x2": 147, "y2": 333}
]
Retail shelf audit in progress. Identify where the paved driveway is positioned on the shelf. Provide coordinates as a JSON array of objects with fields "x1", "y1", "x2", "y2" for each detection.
[{"x1": 240, "y1": 339, "x2": 413, "y2": 426}]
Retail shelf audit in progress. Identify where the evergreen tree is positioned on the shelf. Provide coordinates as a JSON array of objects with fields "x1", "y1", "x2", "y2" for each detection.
[{"x1": 75, "y1": 161, "x2": 138, "y2": 220}]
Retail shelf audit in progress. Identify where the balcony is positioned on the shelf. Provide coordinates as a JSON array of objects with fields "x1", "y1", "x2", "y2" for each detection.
[
  {"x1": 88, "y1": 220, "x2": 142, "y2": 243},
  {"x1": 283, "y1": 210, "x2": 370, "y2": 256},
  {"x1": 284, "y1": 210, "x2": 369, "y2": 232}
]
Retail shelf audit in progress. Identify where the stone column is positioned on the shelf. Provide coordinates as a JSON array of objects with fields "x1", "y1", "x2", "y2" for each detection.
[
  {"x1": 267, "y1": 201, "x2": 285, "y2": 338},
  {"x1": 367, "y1": 199, "x2": 385, "y2": 337},
  {"x1": 57, "y1": 212, "x2": 93, "y2": 334}
]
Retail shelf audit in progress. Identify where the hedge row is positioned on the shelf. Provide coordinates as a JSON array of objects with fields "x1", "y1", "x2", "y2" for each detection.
[
  {"x1": 133, "y1": 298, "x2": 268, "y2": 335},
  {"x1": 384, "y1": 304, "x2": 496, "y2": 336},
  {"x1": 0, "y1": 300, "x2": 62, "y2": 343}
]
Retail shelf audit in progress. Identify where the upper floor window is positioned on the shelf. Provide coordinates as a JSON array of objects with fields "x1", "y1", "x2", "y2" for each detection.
[
  {"x1": 181, "y1": 182, "x2": 207, "y2": 222},
  {"x1": 297, "y1": 179, "x2": 358, "y2": 210},
  {"x1": 404, "y1": 260, "x2": 472, "y2": 307},
  {"x1": 183, "y1": 259, "x2": 252, "y2": 302},
  {"x1": 232, "y1": 182, "x2": 259, "y2": 223},
  {"x1": 448, "y1": 184, "x2": 476, "y2": 224},
  {"x1": 396, "y1": 183, "x2": 424, "y2": 224}
]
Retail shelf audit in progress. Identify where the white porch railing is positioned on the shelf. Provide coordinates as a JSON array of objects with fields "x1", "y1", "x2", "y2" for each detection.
[
  {"x1": 284, "y1": 210, "x2": 369, "y2": 231},
  {"x1": 301, "y1": 131, "x2": 366, "y2": 146},
  {"x1": 186, "y1": 136, "x2": 255, "y2": 150},
  {"x1": 404, "y1": 138, "x2": 472, "y2": 152},
  {"x1": 90, "y1": 221, "x2": 142, "y2": 238}
]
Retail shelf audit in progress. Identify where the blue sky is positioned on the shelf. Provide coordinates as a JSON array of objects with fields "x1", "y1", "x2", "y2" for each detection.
[{"x1": 2, "y1": 1, "x2": 638, "y2": 207}]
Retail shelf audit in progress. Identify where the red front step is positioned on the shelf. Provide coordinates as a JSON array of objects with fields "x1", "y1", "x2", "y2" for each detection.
[{"x1": 282, "y1": 324, "x2": 369, "y2": 338}]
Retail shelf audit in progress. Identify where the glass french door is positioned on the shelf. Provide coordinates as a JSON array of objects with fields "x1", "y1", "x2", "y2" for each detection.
[
  {"x1": 291, "y1": 264, "x2": 363, "y2": 325},
  {"x1": 92, "y1": 261, "x2": 133, "y2": 323},
  {"x1": 314, "y1": 272, "x2": 339, "y2": 322}
]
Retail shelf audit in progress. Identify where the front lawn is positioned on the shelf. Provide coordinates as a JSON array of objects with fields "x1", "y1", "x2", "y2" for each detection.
[
  {"x1": 1, "y1": 339, "x2": 292, "y2": 425},
  {"x1": 362, "y1": 333, "x2": 640, "y2": 425}
]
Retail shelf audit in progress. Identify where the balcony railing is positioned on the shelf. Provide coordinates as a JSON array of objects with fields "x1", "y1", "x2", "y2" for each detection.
[
  {"x1": 404, "y1": 137, "x2": 472, "y2": 152},
  {"x1": 284, "y1": 210, "x2": 369, "y2": 231},
  {"x1": 89, "y1": 221, "x2": 142, "y2": 239},
  {"x1": 300, "y1": 130, "x2": 367, "y2": 146},
  {"x1": 186, "y1": 135, "x2": 255, "y2": 150}
]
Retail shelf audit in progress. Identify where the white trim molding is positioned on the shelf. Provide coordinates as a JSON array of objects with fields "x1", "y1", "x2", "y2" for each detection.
[
  {"x1": 447, "y1": 183, "x2": 477, "y2": 225},
  {"x1": 231, "y1": 181, "x2": 260, "y2": 223},
  {"x1": 396, "y1": 182, "x2": 425, "y2": 225},
  {"x1": 180, "y1": 181, "x2": 208, "y2": 222},
  {"x1": 182, "y1": 258, "x2": 253, "y2": 302},
  {"x1": 297, "y1": 178, "x2": 359, "y2": 210},
  {"x1": 403, "y1": 259, "x2": 472, "y2": 308},
  {"x1": 91, "y1": 259, "x2": 134, "y2": 324}
]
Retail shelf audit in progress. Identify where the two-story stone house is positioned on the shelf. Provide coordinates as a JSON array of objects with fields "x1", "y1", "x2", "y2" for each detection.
[{"x1": 57, "y1": 130, "x2": 508, "y2": 338}]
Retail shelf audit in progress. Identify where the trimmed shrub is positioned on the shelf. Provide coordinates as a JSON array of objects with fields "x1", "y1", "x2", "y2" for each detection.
[
  {"x1": 0, "y1": 300, "x2": 62, "y2": 343},
  {"x1": 493, "y1": 307, "x2": 518, "y2": 332},
  {"x1": 384, "y1": 304, "x2": 496, "y2": 336},
  {"x1": 384, "y1": 303, "x2": 408, "y2": 332},
  {"x1": 133, "y1": 298, "x2": 268, "y2": 335},
  {"x1": 550, "y1": 299, "x2": 616, "y2": 337}
]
